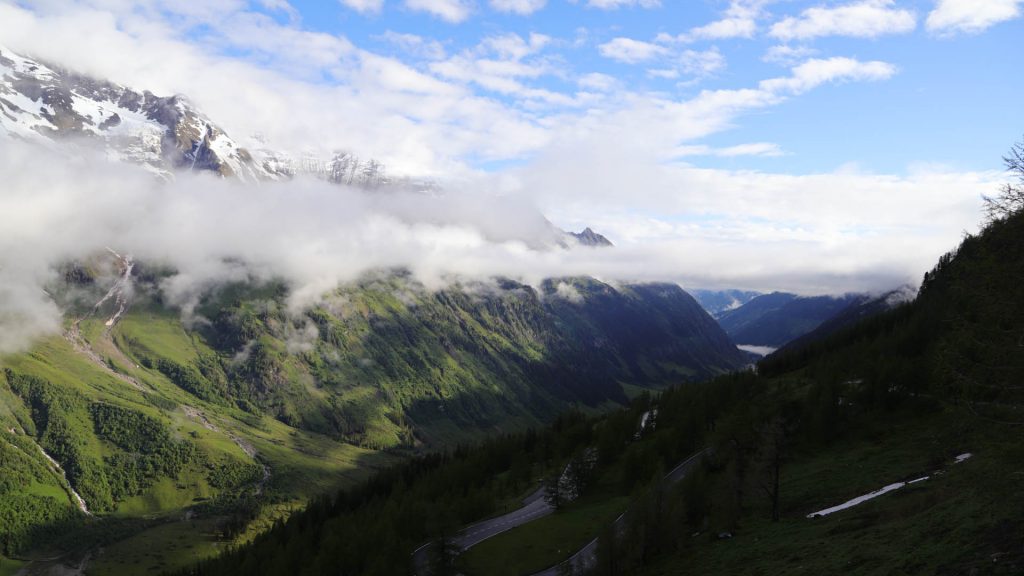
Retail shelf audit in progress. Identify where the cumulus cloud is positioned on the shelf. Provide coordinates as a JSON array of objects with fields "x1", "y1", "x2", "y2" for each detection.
[
  {"x1": 489, "y1": 0, "x2": 547, "y2": 15},
  {"x1": 554, "y1": 282, "x2": 584, "y2": 303},
  {"x1": 759, "y1": 57, "x2": 897, "y2": 94},
  {"x1": 926, "y1": 0, "x2": 1023, "y2": 35},
  {"x1": 428, "y1": 32, "x2": 574, "y2": 105},
  {"x1": 770, "y1": 0, "x2": 917, "y2": 41},
  {"x1": 674, "y1": 142, "x2": 785, "y2": 157},
  {"x1": 762, "y1": 44, "x2": 818, "y2": 66},
  {"x1": 339, "y1": 0, "x2": 385, "y2": 13},
  {"x1": 577, "y1": 72, "x2": 618, "y2": 91},
  {"x1": 376, "y1": 30, "x2": 447, "y2": 60},
  {"x1": 658, "y1": 0, "x2": 766, "y2": 43},
  {"x1": 601, "y1": 40, "x2": 724, "y2": 82},
  {"x1": 581, "y1": 0, "x2": 661, "y2": 9},
  {"x1": 598, "y1": 37, "x2": 667, "y2": 63},
  {"x1": 404, "y1": 0, "x2": 474, "y2": 22},
  {"x1": 678, "y1": 48, "x2": 726, "y2": 76}
]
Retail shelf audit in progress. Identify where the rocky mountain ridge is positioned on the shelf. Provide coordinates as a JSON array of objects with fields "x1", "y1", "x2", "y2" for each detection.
[{"x1": 0, "y1": 44, "x2": 388, "y2": 187}]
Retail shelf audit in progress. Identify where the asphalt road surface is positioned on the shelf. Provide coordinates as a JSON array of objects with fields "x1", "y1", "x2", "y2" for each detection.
[
  {"x1": 529, "y1": 449, "x2": 709, "y2": 576},
  {"x1": 412, "y1": 485, "x2": 554, "y2": 575},
  {"x1": 458, "y1": 486, "x2": 554, "y2": 549},
  {"x1": 412, "y1": 449, "x2": 708, "y2": 576}
]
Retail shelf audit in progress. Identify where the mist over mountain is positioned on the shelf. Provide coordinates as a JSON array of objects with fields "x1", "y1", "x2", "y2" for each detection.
[
  {"x1": 691, "y1": 289, "x2": 763, "y2": 318},
  {"x1": 567, "y1": 227, "x2": 614, "y2": 248},
  {"x1": 718, "y1": 292, "x2": 876, "y2": 348},
  {"x1": 0, "y1": 43, "x2": 833, "y2": 361},
  {"x1": 1, "y1": 10, "x2": 1019, "y2": 576},
  {"x1": 775, "y1": 286, "x2": 918, "y2": 354},
  {"x1": 0, "y1": 42, "x2": 756, "y2": 574},
  {"x1": 180, "y1": 165, "x2": 1024, "y2": 576}
]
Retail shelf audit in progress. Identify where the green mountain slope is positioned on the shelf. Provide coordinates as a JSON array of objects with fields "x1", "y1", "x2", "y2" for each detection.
[
  {"x1": 0, "y1": 267, "x2": 742, "y2": 572},
  {"x1": 155, "y1": 272, "x2": 743, "y2": 447}
]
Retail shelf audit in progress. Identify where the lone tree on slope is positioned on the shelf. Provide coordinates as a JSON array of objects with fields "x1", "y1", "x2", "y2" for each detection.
[{"x1": 983, "y1": 135, "x2": 1024, "y2": 223}]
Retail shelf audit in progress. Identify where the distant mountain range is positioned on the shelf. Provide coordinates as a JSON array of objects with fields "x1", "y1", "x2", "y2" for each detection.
[
  {"x1": 713, "y1": 289, "x2": 913, "y2": 349},
  {"x1": 776, "y1": 286, "x2": 917, "y2": 354},
  {"x1": 691, "y1": 289, "x2": 763, "y2": 318}
]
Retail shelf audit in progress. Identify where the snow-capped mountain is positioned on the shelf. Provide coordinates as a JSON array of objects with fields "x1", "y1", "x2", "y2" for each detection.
[
  {"x1": 0, "y1": 45, "x2": 387, "y2": 187},
  {"x1": 1, "y1": 45, "x2": 614, "y2": 251}
]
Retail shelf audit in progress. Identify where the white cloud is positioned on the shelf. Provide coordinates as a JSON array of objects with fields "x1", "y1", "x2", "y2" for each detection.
[
  {"x1": 926, "y1": 0, "x2": 1023, "y2": 35},
  {"x1": 759, "y1": 57, "x2": 897, "y2": 94},
  {"x1": 599, "y1": 39, "x2": 724, "y2": 80},
  {"x1": 688, "y1": 14, "x2": 757, "y2": 40},
  {"x1": 577, "y1": 72, "x2": 618, "y2": 91},
  {"x1": 679, "y1": 48, "x2": 726, "y2": 76},
  {"x1": 404, "y1": 0, "x2": 474, "y2": 22},
  {"x1": 674, "y1": 142, "x2": 785, "y2": 157},
  {"x1": 666, "y1": 0, "x2": 766, "y2": 43},
  {"x1": 516, "y1": 56, "x2": 897, "y2": 175},
  {"x1": 770, "y1": 0, "x2": 917, "y2": 41},
  {"x1": 339, "y1": 0, "x2": 385, "y2": 13},
  {"x1": 554, "y1": 282, "x2": 584, "y2": 303},
  {"x1": 213, "y1": 12, "x2": 358, "y2": 74},
  {"x1": 489, "y1": 0, "x2": 546, "y2": 15},
  {"x1": 762, "y1": 44, "x2": 818, "y2": 65},
  {"x1": 509, "y1": 153, "x2": 996, "y2": 296},
  {"x1": 598, "y1": 37, "x2": 667, "y2": 63},
  {"x1": 481, "y1": 32, "x2": 551, "y2": 59},
  {"x1": 260, "y1": 0, "x2": 301, "y2": 21},
  {"x1": 377, "y1": 30, "x2": 447, "y2": 60},
  {"x1": 1, "y1": 137, "x2": 994, "y2": 356},
  {"x1": 428, "y1": 33, "x2": 573, "y2": 105},
  {"x1": 647, "y1": 68, "x2": 679, "y2": 80},
  {"x1": 582, "y1": 0, "x2": 661, "y2": 9}
]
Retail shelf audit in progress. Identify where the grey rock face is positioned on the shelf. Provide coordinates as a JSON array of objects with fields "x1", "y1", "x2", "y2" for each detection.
[{"x1": 0, "y1": 45, "x2": 389, "y2": 187}]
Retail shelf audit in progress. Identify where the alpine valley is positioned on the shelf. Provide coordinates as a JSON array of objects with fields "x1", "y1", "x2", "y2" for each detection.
[
  {"x1": 2, "y1": 21, "x2": 1022, "y2": 576},
  {"x1": 0, "y1": 45, "x2": 750, "y2": 575}
]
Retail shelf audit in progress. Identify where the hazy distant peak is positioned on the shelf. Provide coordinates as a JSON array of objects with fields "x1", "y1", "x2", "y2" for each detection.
[{"x1": 569, "y1": 227, "x2": 614, "y2": 247}]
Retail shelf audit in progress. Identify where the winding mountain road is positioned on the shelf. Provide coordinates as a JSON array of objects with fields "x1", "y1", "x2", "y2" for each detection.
[
  {"x1": 529, "y1": 449, "x2": 708, "y2": 576},
  {"x1": 412, "y1": 485, "x2": 555, "y2": 575},
  {"x1": 459, "y1": 487, "x2": 554, "y2": 550},
  {"x1": 412, "y1": 448, "x2": 708, "y2": 576}
]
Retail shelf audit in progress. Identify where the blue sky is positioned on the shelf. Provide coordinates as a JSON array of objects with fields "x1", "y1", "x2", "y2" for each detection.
[
  {"x1": 259, "y1": 0, "x2": 1024, "y2": 174},
  {"x1": 1, "y1": 0, "x2": 1022, "y2": 294}
]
